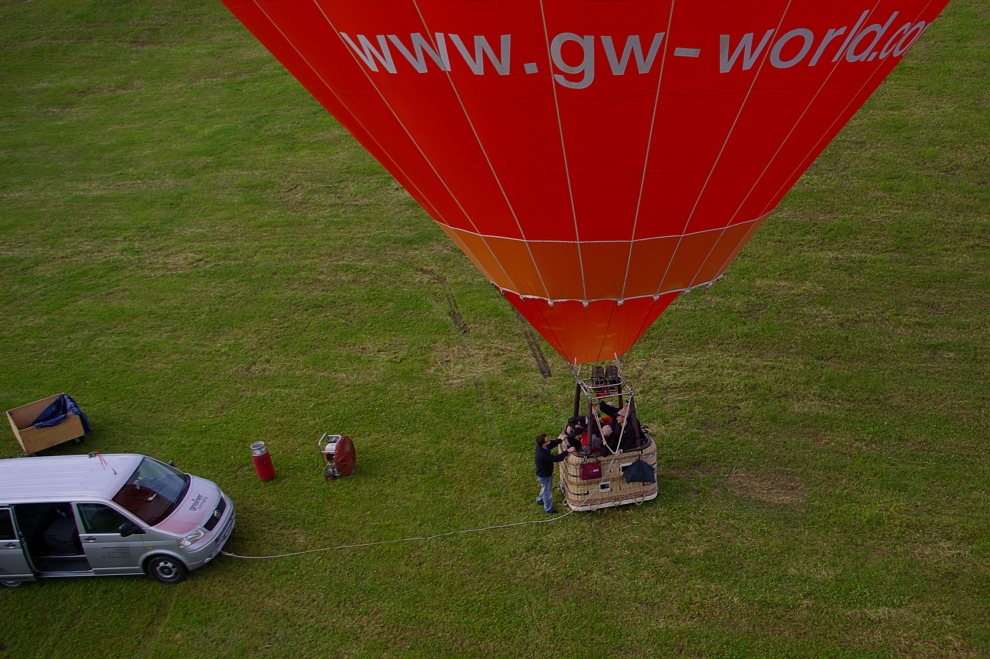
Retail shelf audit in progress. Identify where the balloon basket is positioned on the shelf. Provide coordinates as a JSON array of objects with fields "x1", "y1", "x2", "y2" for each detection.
[
  {"x1": 559, "y1": 438, "x2": 658, "y2": 511},
  {"x1": 559, "y1": 361, "x2": 658, "y2": 511}
]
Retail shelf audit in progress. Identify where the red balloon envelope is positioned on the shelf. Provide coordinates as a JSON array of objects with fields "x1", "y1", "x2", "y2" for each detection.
[{"x1": 222, "y1": 0, "x2": 948, "y2": 364}]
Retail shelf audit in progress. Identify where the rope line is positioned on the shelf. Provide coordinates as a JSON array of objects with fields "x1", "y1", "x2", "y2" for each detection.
[
  {"x1": 224, "y1": 369, "x2": 653, "y2": 561},
  {"x1": 222, "y1": 453, "x2": 617, "y2": 561},
  {"x1": 220, "y1": 508, "x2": 578, "y2": 560},
  {"x1": 223, "y1": 441, "x2": 641, "y2": 561}
]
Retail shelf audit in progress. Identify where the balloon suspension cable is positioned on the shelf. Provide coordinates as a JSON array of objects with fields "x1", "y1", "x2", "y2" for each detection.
[
  {"x1": 623, "y1": 276, "x2": 723, "y2": 388},
  {"x1": 568, "y1": 357, "x2": 640, "y2": 456},
  {"x1": 633, "y1": 349, "x2": 660, "y2": 393},
  {"x1": 598, "y1": 390, "x2": 634, "y2": 457}
]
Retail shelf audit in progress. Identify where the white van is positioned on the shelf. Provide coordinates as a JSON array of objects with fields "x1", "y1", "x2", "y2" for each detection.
[{"x1": 0, "y1": 453, "x2": 234, "y2": 586}]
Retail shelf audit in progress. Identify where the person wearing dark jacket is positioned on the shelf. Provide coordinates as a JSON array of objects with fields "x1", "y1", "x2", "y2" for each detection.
[
  {"x1": 535, "y1": 432, "x2": 575, "y2": 514},
  {"x1": 599, "y1": 400, "x2": 641, "y2": 453},
  {"x1": 562, "y1": 417, "x2": 587, "y2": 450}
]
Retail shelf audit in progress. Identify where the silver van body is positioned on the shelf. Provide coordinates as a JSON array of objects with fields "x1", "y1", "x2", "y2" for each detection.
[{"x1": 0, "y1": 454, "x2": 234, "y2": 585}]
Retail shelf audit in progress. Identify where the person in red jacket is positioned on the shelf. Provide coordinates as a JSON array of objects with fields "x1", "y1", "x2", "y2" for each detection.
[{"x1": 535, "y1": 433, "x2": 575, "y2": 514}]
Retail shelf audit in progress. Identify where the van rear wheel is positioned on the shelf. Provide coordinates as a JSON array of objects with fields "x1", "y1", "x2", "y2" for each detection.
[{"x1": 146, "y1": 555, "x2": 188, "y2": 584}]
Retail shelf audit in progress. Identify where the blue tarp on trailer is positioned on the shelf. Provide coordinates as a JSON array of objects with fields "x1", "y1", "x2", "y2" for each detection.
[{"x1": 31, "y1": 394, "x2": 92, "y2": 435}]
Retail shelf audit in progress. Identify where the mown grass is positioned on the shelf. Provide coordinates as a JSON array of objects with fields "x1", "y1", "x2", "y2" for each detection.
[{"x1": 0, "y1": 1, "x2": 987, "y2": 656}]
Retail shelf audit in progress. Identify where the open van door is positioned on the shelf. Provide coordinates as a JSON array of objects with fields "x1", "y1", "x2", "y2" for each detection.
[{"x1": 0, "y1": 507, "x2": 34, "y2": 586}]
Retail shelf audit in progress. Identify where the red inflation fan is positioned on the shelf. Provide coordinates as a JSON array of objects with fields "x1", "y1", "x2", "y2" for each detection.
[{"x1": 318, "y1": 434, "x2": 356, "y2": 480}]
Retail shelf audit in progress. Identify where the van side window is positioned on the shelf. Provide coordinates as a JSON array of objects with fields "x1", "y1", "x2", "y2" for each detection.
[
  {"x1": 77, "y1": 504, "x2": 130, "y2": 535},
  {"x1": 0, "y1": 509, "x2": 15, "y2": 540}
]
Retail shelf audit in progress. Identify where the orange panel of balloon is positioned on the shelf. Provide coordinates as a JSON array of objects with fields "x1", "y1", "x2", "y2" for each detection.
[{"x1": 221, "y1": 0, "x2": 948, "y2": 365}]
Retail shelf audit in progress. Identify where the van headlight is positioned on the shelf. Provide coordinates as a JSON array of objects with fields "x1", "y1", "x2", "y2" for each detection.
[{"x1": 179, "y1": 529, "x2": 205, "y2": 547}]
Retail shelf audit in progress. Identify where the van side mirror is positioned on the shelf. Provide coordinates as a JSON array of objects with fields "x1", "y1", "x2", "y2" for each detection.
[
  {"x1": 119, "y1": 522, "x2": 144, "y2": 537},
  {"x1": 168, "y1": 460, "x2": 175, "y2": 467}
]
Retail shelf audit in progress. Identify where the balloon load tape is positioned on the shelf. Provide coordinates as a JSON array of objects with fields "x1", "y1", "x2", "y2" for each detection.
[{"x1": 318, "y1": 433, "x2": 357, "y2": 481}]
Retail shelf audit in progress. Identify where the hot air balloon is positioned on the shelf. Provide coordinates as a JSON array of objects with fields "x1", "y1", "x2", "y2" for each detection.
[{"x1": 219, "y1": 0, "x2": 949, "y2": 508}]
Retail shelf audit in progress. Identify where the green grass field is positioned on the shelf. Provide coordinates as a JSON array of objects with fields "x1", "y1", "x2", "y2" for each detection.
[{"x1": 1, "y1": 1, "x2": 988, "y2": 656}]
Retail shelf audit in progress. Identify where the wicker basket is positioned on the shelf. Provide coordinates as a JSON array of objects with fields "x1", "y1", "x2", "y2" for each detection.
[{"x1": 559, "y1": 436, "x2": 658, "y2": 511}]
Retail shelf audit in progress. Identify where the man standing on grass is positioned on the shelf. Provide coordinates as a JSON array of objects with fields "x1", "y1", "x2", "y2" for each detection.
[{"x1": 535, "y1": 432, "x2": 575, "y2": 515}]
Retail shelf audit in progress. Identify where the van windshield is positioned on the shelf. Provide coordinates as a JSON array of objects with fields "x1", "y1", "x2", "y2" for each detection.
[{"x1": 112, "y1": 458, "x2": 190, "y2": 526}]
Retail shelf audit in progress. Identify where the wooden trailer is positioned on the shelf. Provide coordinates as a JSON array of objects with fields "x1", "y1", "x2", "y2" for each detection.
[{"x1": 6, "y1": 394, "x2": 86, "y2": 455}]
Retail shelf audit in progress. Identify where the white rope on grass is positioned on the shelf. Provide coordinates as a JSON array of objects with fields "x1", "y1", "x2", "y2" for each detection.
[
  {"x1": 223, "y1": 401, "x2": 639, "y2": 561},
  {"x1": 222, "y1": 489, "x2": 593, "y2": 561}
]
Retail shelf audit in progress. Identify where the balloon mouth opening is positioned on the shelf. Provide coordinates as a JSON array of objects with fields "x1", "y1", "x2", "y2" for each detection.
[
  {"x1": 495, "y1": 275, "x2": 722, "y2": 306},
  {"x1": 502, "y1": 290, "x2": 683, "y2": 365}
]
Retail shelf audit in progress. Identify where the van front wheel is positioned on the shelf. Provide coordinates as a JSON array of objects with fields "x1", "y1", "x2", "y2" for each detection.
[{"x1": 146, "y1": 555, "x2": 188, "y2": 584}]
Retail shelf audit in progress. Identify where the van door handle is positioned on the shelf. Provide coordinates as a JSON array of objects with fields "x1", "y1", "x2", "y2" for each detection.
[
  {"x1": 3, "y1": 542, "x2": 15, "y2": 548},
  {"x1": 83, "y1": 537, "x2": 97, "y2": 543}
]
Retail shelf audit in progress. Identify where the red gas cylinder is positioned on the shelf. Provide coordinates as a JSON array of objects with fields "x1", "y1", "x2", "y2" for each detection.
[{"x1": 250, "y1": 441, "x2": 275, "y2": 481}]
